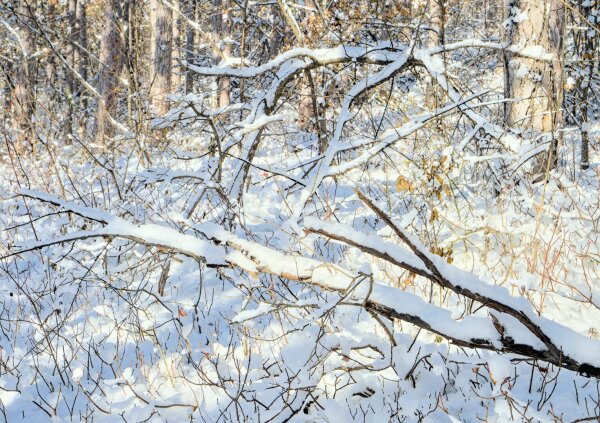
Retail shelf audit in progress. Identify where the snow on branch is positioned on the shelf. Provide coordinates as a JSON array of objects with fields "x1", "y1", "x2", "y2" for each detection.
[
  {"x1": 185, "y1": 43, "x2": 404, "y2": 78},
  {"x1": 187, "y1": 39, "x2": 555, "y2": 82},
  {"x1": 7, "y1": 190, "x2": 600, "y2": 378},
  {"x1": 430, "y1": 39, "x2": 556, "y2": 61},
  {"x1": 325, "y1": 88, "x2": 495, "y2": 176},
  {"x1": 303, "y1": 189, "x2": 600, "y2": 378},
  {"x1": 416, "y1": 49, "x2": 524, "y2": 153},
  {"x1": 286, "y1": 51, "x2": 410, "y2": 226},
  {"x1": 183, "y1": 41, "x2": 534, "y2": 214}
]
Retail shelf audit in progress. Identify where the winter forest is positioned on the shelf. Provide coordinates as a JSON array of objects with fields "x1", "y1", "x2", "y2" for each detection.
[{"x1": 1, "y1": 0, "x2": 600, "y2": 421}]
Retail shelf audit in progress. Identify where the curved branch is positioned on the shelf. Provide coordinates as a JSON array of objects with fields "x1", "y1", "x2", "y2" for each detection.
[{"x1": 185, "y1": 44, "x2": 403, "y2": 78}]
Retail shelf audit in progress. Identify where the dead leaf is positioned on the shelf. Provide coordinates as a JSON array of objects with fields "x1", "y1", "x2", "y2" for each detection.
[
  {"x1": 430, "y1": 209, "x2": 439, "y2": 222},
  {"x1": 395, "y1": 175, "x2": 414, "y2": 192}
]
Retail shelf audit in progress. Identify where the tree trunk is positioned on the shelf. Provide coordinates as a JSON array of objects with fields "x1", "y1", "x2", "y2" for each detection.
[
  {"x1": 76, "y1": 0, "x2": 89, "y2": 111},
  {"x1": 65, "y1": 0, "x2": 79, "y2": 137},
  {"x1": 66, "y1": 0, "x2": 78, "y2": 98},
  {"x1": 276, "y1": 0, "x2": 302, "y2": 40},
  {"x1": 215, "y1": 0, "x2": 231, "y2": 108},
  {"x1": 504, "y1": 0, "x2": 565, "y2": 171},
  {"x1": 172, "y1": 0, "x2": 181, "y2": 91},
  {"x1": 573, "y1": 2, "x2": 596, "y2": 170},
  {"x1": 290, "y1": 0, "x2": 319, "y2": 140},
  {"x1": 425, "y1": 0, "x2": 445, "y2": 111},
  {"x1": 297, "y1": 74, "x2": 314, "y2": 134},
  {"x1": 12, "y1": 0, "x2": 36, "y2": 152},
  {"x1": 296, "y1": 0, "x2": 313, "y2": 135},
  {"x1": 238, "y1": 0, "x2": 249, "y2": 108},
  {"x1": 149, "y1": 0, "x2": 173, "y2": 115},
  {"x1": 269, "y1": 6, "x2": 284, "y2": 57},
  {"x1": 427, "y1": 0, "x2": 445, "y2": 47},
  {"x1": 184, "y1": 0, "x2": 198, "y2": 93},
  {"x1": 95, "y1": 0, "x2": 124, "y2": 143}
]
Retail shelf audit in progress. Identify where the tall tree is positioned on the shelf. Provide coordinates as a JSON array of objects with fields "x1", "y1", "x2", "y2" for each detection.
[
  {"x1": 171, "y1": 0, "x2": 181, "y2": 91},
  {"x1": 504, "y1": 0, "x2": 565, "y2": 170},
  {"x1": 571, "y1": 1, "x2": 598, "y2": 170},
  {"x1": 11, "y1": 0, "x2": 36, "y2": 151},
  {"x1": 278, "y1": 0, "x2": 323, "y2": 148},
  {"x1": 213, "y1": 0, "x2": 231, "y2": 108},
  {"x1": 66, "y1": 0, "x2": 78, "y2": 100},
  {"x1": 424, "y1": 0, "x2": 446, "y2": 112},
  {"x1": 427, "y1": 0, "x2": 445, "y2": 47},
  {"x1": 75, "y1": 0, "x2": 89, "y2": 87},
  {"x1": 295, "y1": 1, "x2": 312, "y2": 136},
  {"x1": 184, "y1": 0, "x2": 198, "y2": 93},
  {"x1": 65, "y1": 0, "x2": 84, "y2": 135},
  {"x1": 95, "y1": 0, "x2": 124, "y2": 142},
  {"x1": 149, "y1": 0, "x2": 173, "y2": 115}
]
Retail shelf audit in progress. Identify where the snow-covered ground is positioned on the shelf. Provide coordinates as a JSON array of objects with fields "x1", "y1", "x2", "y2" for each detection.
[{"x1": 1, "y1": 43, "x2": 600, "y2": 422}]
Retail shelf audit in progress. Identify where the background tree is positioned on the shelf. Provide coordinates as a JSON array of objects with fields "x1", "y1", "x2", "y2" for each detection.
[
  {"x1": 11, "y1": 0, "x2": 36, "y2": 152},
  {"x1": 504, "y1": 0, "x2": 565, "y2": 171},
  {"x1": 95, "y1": 0, "x2": 124, "y2": 143},
  {"x1": 149, "y1": 0, "x2": 173, "y2": 115},
  {"x1": 2, "y1": 1, "x2": 600, "y2": 420},
  {"x1": 568, "y1": 0, "x2": 599, "y2": 170}
]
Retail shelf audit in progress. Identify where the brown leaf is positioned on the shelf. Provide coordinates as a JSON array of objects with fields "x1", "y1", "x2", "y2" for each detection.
[
  {"x1": 395, "y1": 175, "x2": 414, "y2": 192},
  {"x1": 430, "y1": 209, "x2": 439, "y2": 222}
]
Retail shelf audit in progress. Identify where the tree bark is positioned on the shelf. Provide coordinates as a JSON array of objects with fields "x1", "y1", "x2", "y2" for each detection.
[
  {"x1": 504, "y1": 0, "x2": 565, "y2": 142},
  {"x1": 425, "y1": 0, "x2": 445, "y2": 111},
  {"x1": 75, "y1": 0, "x2": 89, "y2": 83},
  {"x1": 427, "y1": 0, "x2": 445, "y2": 48},
  {"x1": 172, "y1": 0, "x2": 181, "y2": 91},
  {"x1": 276, "y1": 0, "x2": 302, "y2": 40},
  {"x1": 296, "y1": 0, "x2": 314, "y2": 136},
  {"x1": 12, "y1": 0, "x2": 36, "y2": 151},
  {"x1": 238, "y1": 0, "x2": 248, "y2": 107},
  {"x1": 75, "y1": 0, "x2": 89, "y2": 115},
  {"x1": 149, "y1": 0, "x2": 173, "y2": 115},
  {"x1": 214, "y1": 0, "x2": 231, "y2": 108},
  {"x1": 95, "y1": 0, "x2": 124, "y2": 143},
  {"x1": 292, "y1": 0, "x2": 323, "y2": 143},
  {"x1": 184, "y1": 0, "x2": 198, "y2": 93},
  {"x1": 65, "y1": 0, "x2": 79, "y2": 137},
  {"x1": 573, "y1": 1, "x2": 596, "y2": 170},
  {"x1": 66, "y1": 0, "x2": 78, "y2": 98}
]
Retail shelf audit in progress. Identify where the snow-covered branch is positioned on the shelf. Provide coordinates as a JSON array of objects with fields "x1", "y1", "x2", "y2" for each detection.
[
  {"x1": 8, "y1": 190, "x2": 600, "y2": 378},
  {"x1": 185, "y1": 44, "x2": 403, "y2": 78}
]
